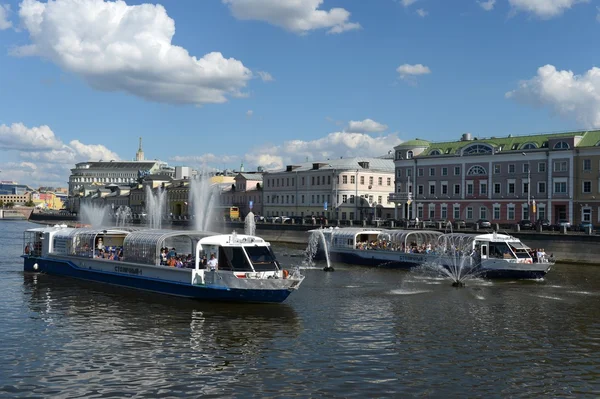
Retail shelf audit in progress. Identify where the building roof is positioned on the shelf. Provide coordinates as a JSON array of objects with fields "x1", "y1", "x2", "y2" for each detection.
[
  {"x1": 238, "y1": 173, "x2": 263, "y2": 181},
  {"x1": 73, "y1": 161, "x2": 158, "y2": 170},
  {"x1": 399, "y1": 129, "x2": 600, "y2": 158},
  {"x1": 277, "y1": 157, "x2": 395, "y2": 173},
  {"x1": 397, "y1": 139, "x2": 431, "y2": 147}
]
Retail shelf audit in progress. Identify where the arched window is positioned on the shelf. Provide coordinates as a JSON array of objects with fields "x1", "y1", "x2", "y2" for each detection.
[
  {"x1": 553, "y1": 141, "x2": 569, "y2": 150},
  {"x1": 462, "y1": 144, "x2": 493, "y2": 155},
  {"x1": 407, "y1": 151, "x2": 413, "y2": 159},
  {"x1": 521, "y1": 143, "x2": 538, "y2": 150},
  {"x1": 467, "y1": 165, "x2": 487, "y2": 175},
  {"x1": 429, "y1": 149, "x2": 442, "y2": 156}
]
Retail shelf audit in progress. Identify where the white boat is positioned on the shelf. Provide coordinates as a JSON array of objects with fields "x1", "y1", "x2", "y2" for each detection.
[
  {"x1": 312, "y1": 227, "x2": 553, "y2": 279},
  {"x1": 23, "y1": 225, "x2": 304, "y2": 303}
]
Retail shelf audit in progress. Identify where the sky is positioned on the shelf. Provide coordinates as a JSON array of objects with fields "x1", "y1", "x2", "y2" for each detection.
[{"x1": 0, "y1": 0, "x2": 599, "y2": 187}]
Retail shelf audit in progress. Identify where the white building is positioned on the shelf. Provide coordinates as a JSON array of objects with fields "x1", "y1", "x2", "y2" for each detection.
[{"x1": 262, "y1": 157, "x2": 395, "y2": 221}]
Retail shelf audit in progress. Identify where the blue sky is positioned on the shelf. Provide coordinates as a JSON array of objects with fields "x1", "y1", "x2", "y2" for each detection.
[{"x1": 0, "y1": 0, "x2": 599, "y2": 187}]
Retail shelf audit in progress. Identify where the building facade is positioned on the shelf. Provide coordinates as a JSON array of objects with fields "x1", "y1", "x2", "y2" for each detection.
[
  {"x1": 390, "y1": 130, "x2": 600, "y2": 226},
  {"x1": 220, "y1": 173, "x2": 263, "y2": 217},
  {"x1": 262, "y1": 157, "x2": 395, "y2": 221}
]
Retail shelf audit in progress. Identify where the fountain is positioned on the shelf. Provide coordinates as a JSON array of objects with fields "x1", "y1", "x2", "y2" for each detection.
[
  {"x1": 244, "y1": 211, "x2": 256, "y2": 236},
  {"x1": 145, "y1": 185, "x2": 167, "y2": 229},
  {"x1": 188, "y1": 173, "x2": 219, "y2": 232},
  {"x1": 306, "y1": 229, "x2": 334, "y2": 272},
  {"x1": 114, "y1": 206, "x2": 133, "y2": 227},
  {"x1": 79, "y1": 202, "x2": 110, "y2": 228},
  {"x1": 416, "y1": 233, "x2": 483, "y2": 287}
]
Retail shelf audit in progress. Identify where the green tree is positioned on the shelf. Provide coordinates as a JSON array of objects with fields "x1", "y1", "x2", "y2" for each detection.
[
  {"x1": 6, "y1": 202, "x2": 14, "y2": 208},
  {"x1": 25, "y1": 200, "x2": 35, "y2": 207},
  {"x1": 0, "y1": 200, "x2": 4, "y2": 208}
]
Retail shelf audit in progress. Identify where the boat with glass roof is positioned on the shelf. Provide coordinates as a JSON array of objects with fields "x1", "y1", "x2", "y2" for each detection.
[
  {"x1": 22, "y1": 225, "x2": 304, "y2": 303},
  {"x1": 311, "y1": 227, "x2": 553, "y2": 278}
]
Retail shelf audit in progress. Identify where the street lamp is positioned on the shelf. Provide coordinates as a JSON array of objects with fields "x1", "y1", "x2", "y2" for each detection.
[{"x1": 522, "y1": 152, "x2": 531, "y2": 221}]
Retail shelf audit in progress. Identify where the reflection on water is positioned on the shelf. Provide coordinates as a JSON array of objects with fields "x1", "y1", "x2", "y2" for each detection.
[{"x1": 1, "y1": 222, "x2": 600, "y2": 397}]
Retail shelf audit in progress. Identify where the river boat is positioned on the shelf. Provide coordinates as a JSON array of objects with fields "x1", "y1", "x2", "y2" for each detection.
[
  {"x1": 312, "y1": 227, "x2": 553, "y2": 279},
  {"x1": 23, "y1": 225, "x2": 304, "y2": 303},
  {"x1": 0, "y1": 209, "x2": 27, "y2": 220}
]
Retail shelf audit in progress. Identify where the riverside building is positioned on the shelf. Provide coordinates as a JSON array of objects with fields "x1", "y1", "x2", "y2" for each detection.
[
  {"x1": 390, "y1": 130, "x2": 600, "y2": 226},
  {"x1": 262, "y1": 157, "x2": 395, "y2": 221}
]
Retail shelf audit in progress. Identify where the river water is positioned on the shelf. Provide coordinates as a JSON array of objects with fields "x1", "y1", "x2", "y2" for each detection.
[{"x1": 1, "y1": 221, "x2": 599, "y2": 398}]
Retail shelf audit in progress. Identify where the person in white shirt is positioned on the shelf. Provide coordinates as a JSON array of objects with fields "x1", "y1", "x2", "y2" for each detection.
[{"x1": 207, "y1": 253, "x2": 218, "y2": 271}]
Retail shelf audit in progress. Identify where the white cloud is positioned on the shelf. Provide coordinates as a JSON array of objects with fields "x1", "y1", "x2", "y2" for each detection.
[
  {"x1": 396, "y1": 63, "x2": 431, "y2": 83},
  {"x1": 506, "y1": 64, "x2": 600, "y2": 127},
  {"x1": 246, "y1": 110, "x2": 254, "y2": 118},
  {"x1": 346, "y1": 119, "x2": 389, "y2": 133},
  {"x1": 14, "y1": 0, "x2": 252, "y2": 106},
  {"x1": 0, "y1": 3, "x2": 12, "y2": 30},
  {"x1": 400, "y1": 0, "x2": 418, "y2": 7},
  {"x1": 0, "y1": 122, "x2": 120, "y2": 187},
  {"x1": 596, "y1": 6, "x2": 600, "y2": 22},
  {"x1": 508, "y1": 0, "x2": 587, "y2": 18},
  {"x1": 223, "y1": 0, "x2": 361, "y2": 34},
  {"x1": 244, "y1": 132, "x2": 402, "y2": 170},
  {"x1": 257, "y1": 71, "x2": 274, "y2": 82},
  {"x1": 0, "y1": 123, "x2": 63, "y2": 151},
  {"x1": 416, "y1": 8, "x2": 428, "y2": 17},
  {"x1": 478, "y1": 0, "x2": 496, "y2": 11}
]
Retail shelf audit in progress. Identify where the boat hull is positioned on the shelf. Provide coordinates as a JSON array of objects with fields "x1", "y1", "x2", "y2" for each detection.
[
  {"x1": 24, "y1": 256, "x2": 294, "y2": 303},
  {"x1": 318, "y1": 249, "x2": 552, "y2": 279}
]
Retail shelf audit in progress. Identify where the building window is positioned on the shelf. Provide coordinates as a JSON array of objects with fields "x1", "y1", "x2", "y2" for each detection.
[
  {"x1": 397, "y1": 169, "x2": 402, "y2": 178},
  {"x1": 407, "y1": 151, "x2": 413, "y2": 159},
  {"x1": 523, "y1": 206, "x2": 529, "y2": 221},
  {"x1": 523, "y1": 182, "x2": 529, "y2": 194},
  {"x1": 417, "y1": 205, "x2": 423, "y2": 219},
  {"x1": 554, "y1": 181, "x2": 567, "y2": 194},
  {"x1": 553, "y1": 141, "x2": 569, "y2": 150},
  {"x1": 538, "y1": 181, "x2": 546, "y2": 194},
  {"x1": 418, "y1": 168, "x2": 424, "y2": 177},
  {"x1": 342, "y1": 195, "x2": 347, "y2": 203},
  {"x1": 507, "y1": 205, "x2": 515, "y2": 220},
  {"x1": 583, "y1": 181, "x2": 592, "y2": 193},
  {"x1": 442, "y1": 167, "x2": 448, "y2": 176},
  {"x1": 494, "y1": 183, "x2": 501, "y2": 194},
  {"x1": 360, "y1": 176, "x2": 365, "y2": 185},
  {"x1": 494, "y1": 164, "x2": 501, "y2": 174},
  {"x1": 523, "y1": 163, "x2": 529, "y2": 173},
  {"x1": 553, "y1": 161, "x2": 568, "y2": 172},
  {"x1": 350, "y1": 175, "x2": 355, "y2": 184},
  {"x1": 442, "y1": 184, "x2": 448, "y2": 195},
  {"x1": 429, "y1": 183, "x2": 436, "y2": 195},
  {"x1": 508, "y1": 182, "x2": 515, "y2": 194},
  {"x1": 583, "y1": 159, "x2": 592, "y2": 172},
  {"x1": 378, "y1": 196, "x2": 382, "y2": 204},
  {"x1": 480, "y1": 182, "x2": 487, "y2": 195},
  {"x1": 493, "y1": 205, "x2": 500, "y2": 220},
  {"x1": 454, "y1": 184, "x2": 460, "y2": 195},
  {"x1": 480, "y1": 207, "x2": 487, "y2": 220},
  {"x1": 350, "y1": 195, "x2": 355, "y2": 204},
  {"x1": 407, "y1": 169, "x2": 412, "y2": 177},
  {"x1": 418, "y1": 185, "x2": 424, "y2": 195},
  {"x1": 467, "y1": 182, "x2": 473, "y2": 195},
  {"x1": 509, "y1": 164, "x2": 515, "y2": 173},
  {"x1": 453, "y1": 205, "x2": 460, "y2": 219},
  {"x1": 378, "y1": 177, "x2": 383, "y2": 185},
  {"x1": 538, "y1": 162, "x2": 546, "y2": 173},
  {"x1": 342, "y1": 175, "x2": 347, "y2": 184},
  {"x1": 583, "y1": 208, "x2": 592, "y2": 222},
  {"x1": 429, "y1": 205, "x2": 435, "y2": 219},
  {"x1": 429, "y1": 168, "x2": 435, "y2": 176},
  {"x1": 467, "y1": 165, "x2": 487, "y2": 175},
  {"x1": 454, "y1": 166, "x2": 460, "y2": 175},
  {"x1": 521, "y1": 143, "x2": 537, "y2": 150},
  {"x1": 466, "y1": 207, "x2": 473, "y2": 219},
  {"x1": 441, "y1": 205, "x2": 447, "y2": 219},
  {"x1": 463, "y1": 144, "x2": 493, "y2": 155},
  {"x1": 369, "y1": 177, "x2": 374, "y2": 185},
  {"x1": 538, "y1": 205, "x2": 545, "y2": 220},
  {"x1": 387, "y1": 177, "x2": 391, "y2": 186}
]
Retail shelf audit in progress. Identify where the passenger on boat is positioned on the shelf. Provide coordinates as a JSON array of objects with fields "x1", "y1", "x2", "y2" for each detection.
[
  {"x1": 207, "y1": 253, "x2": 218, "y2": 271},
  {"x1": 24, "y1": 244, "x2": 30, "y2": 255}
]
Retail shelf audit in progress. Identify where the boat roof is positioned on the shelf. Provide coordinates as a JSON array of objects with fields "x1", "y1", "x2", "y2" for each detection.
[
  {"x1": 200, "y1": 232, "x2": 266, "y2": 246},
  {"x1": 313, "y1": 227, "x2": 384, "y2": 239},
  {"x1": 383, "y1": 230, "x2": 443, "y2": 244}
]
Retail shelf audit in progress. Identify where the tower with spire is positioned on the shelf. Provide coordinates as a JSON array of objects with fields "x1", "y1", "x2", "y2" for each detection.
[{"x1": 135, "y1": 137, "x2": 144, "y2": 161}]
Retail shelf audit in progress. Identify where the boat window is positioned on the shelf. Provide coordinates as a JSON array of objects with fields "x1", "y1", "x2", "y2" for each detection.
[
  {"x1": 219, "y1": 246, "x2": 253, "y2": 271},
  {"x1": 510, "y1": 246, "x2": 531, "y2": 259},
  {"x1": 488, "y1": 242, "x2": 514, "y2": 259},
  {"x1": 245, "y1": 246, "x2": 279, "y2": 271}
]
